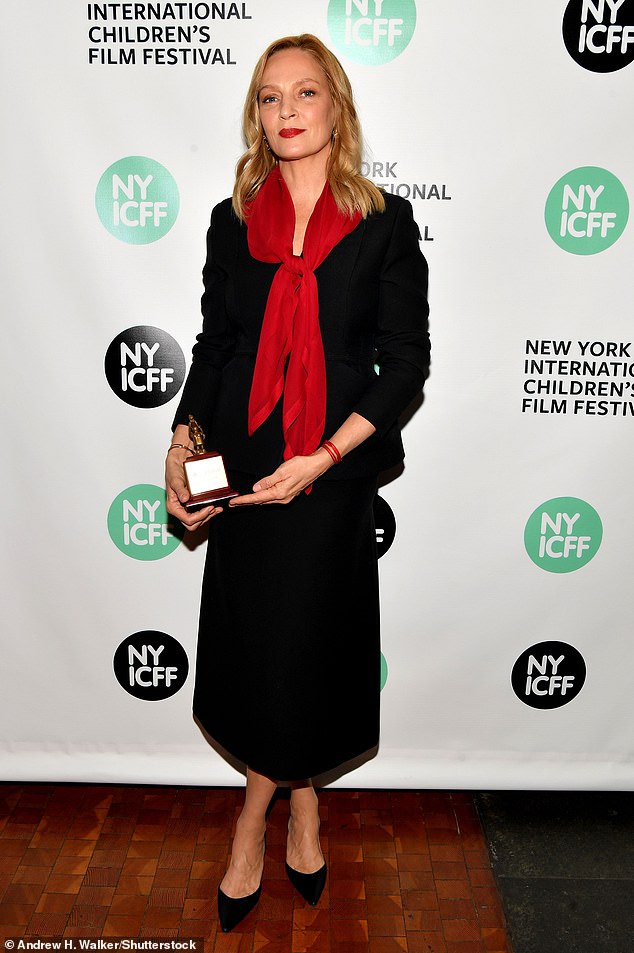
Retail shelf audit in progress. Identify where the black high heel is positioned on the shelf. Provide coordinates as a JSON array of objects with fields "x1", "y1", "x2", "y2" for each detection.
[
  {"x1": 217, "y1": 883, "x2": 261, "y2": 932},
  {"x1": 218, "y1": 831, "x2": 265, "y2": 932},
  {"x1": 285, "y1": 860, "x2": 327, "y2": 906}
]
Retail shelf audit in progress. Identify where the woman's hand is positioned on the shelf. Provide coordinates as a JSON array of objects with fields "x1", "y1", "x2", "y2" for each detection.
[
  {"x1": 165, "y1": 425, "x2": 223, "y2": 530},
  {"x1": 229, "y1": 414, "x2": 376, "y2": 507},
  {"x1": 229, "y1": 449, "x2": 333, "y2": 506}
]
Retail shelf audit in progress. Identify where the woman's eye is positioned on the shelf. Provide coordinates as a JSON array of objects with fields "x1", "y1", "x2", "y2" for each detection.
[
  {"x1": 300, "y1": 89, "x2": 316, "y2": 98},
  {"x1": 260, "y1": 94, "x2": 277, "y2": 105}
]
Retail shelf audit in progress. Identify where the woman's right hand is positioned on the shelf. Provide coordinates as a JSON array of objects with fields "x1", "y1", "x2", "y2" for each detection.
[{"x1": 165, "y1": 425, "x2": 223, "y2": 530}]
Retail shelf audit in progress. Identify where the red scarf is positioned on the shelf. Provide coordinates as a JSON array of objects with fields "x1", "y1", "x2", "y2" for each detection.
[{"x1": 247, "y1": 166, "x2": 361, "y2": 460}]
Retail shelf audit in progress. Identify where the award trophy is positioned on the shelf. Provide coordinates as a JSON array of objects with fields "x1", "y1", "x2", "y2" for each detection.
[{"x1": 183, "y1": 416, "x2": 238, "y2": 508}]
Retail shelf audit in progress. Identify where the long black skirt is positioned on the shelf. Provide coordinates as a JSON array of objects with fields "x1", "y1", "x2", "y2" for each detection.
[{"x1": 192, "y1": 473, "x2": 380, "y2": 781}]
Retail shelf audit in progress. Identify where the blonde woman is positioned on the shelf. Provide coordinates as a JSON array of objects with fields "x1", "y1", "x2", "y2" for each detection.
[{"x1": 166, "y1": 33, "x2": 430, "y2": 932}]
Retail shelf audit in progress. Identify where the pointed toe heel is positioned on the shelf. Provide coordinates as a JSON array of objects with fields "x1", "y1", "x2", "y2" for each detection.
[
  {"x1": 285, "y1": 861, "x2": 327, "y2": 906},
  {"x1": 217, "y1": 884, "x2": 261, "y2": 932}
]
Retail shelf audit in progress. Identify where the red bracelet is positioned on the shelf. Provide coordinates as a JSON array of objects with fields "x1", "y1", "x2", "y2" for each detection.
[{"x1": 320, "y1": 440, "x2": 342, "y2": 465}]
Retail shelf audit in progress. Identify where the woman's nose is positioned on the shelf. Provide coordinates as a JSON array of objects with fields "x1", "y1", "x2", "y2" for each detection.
[{"x1": 279, "y1": 98, "x2": 296, "y2": 120}]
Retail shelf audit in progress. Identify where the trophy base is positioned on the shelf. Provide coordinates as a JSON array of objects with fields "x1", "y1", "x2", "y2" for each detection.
[{"x1": 185, "y1": 487, "x2": 239, "y2": 509}]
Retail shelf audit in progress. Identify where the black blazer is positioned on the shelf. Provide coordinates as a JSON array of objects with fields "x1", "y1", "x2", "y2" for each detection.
[{"x1": 173, "y1": 191, "x2": 430, "y2": 479}]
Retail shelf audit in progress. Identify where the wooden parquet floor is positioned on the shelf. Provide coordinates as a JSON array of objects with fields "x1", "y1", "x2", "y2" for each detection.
[{"x1": 0, "y1": 784, "x2": 512, "y2": 952}]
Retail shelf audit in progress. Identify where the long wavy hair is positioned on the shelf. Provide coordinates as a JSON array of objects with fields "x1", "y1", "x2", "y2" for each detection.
[{"x1": 232, "y1": 34, "x2": 385, "y2": 221}]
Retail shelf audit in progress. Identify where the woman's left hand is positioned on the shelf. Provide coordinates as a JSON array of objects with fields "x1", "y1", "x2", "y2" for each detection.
[{"x1": 229, "y1": 451, "x2": 331, "y2": 506}]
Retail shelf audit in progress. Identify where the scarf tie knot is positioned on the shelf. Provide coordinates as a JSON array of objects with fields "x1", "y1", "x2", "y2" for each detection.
[{"x1": 283, "y1": 255, "x2": 305, "y2": 288}]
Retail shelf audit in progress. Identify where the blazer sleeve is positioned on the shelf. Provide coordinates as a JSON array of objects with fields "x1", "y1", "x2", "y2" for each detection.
[
  {"x1": 351, "y1": 198, "x2": 430, "y2": 435},
  {"x1": 172, "y1": 200, "x2": 237, "y2": 433}
]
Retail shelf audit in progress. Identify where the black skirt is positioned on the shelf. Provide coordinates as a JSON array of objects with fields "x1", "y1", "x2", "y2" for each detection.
[{"x1": 192, "y1": 472, "x2": 380, "y2": 781}]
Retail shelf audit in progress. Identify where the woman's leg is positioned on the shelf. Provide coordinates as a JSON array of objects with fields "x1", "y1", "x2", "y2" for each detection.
[
  {"x1": 287, "y1": 780, "x2": 325, "y2": 873},
  {"x1": 220, "y1": 767, "x2": 276, "y2": 898}
]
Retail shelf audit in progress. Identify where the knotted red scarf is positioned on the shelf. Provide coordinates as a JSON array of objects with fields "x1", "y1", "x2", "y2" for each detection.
[{"x1": 247, "y1": 166, "x2": 361, "y2": 460}]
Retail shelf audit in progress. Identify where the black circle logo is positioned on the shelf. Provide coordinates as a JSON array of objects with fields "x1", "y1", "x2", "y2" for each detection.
[
  {"x1": 511, "y1": 640, "x2": 587, "y2": 709},
  {"x1": 113, "y1": 630, "x2": 189, "y2": 700},
  {"x1": 563, "y1": 0, "x2": 634, "y2": 72},
  {"x1": 374, "y1": 495, "x2": 396, "y2": 558},
  {"x1": 104, "y1": 325, "x2": 186, "y2": 407}
]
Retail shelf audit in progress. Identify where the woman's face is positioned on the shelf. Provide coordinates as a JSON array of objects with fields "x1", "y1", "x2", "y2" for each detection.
[{"x1": 258, "y1": 48, "x2": 335, "y2": 168}]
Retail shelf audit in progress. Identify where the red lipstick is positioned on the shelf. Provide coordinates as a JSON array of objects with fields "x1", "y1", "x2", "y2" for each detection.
[{"x1": 279, "y1": 128, "x2": 305, "y2": 138}]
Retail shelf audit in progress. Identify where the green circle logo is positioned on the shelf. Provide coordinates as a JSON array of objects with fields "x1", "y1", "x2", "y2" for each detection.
[
  {"x1": 380, "y1": 652, "x2": 388, "y2": 691},
  {"x1": 545, "y1": 166, "x2": 629, "y2": 254},
  {"x1": 96, "y1": 156, "x2": 179, "y2": 244},
  {"x1": 327, "y1": 0, "x2": 417, "y2": 65},
  {"x1": 107, "y1": 484, "x2": 183, "y2": 560},
  {"x1": 524, "y1": 497, "x2": 603, "y2": 573}
]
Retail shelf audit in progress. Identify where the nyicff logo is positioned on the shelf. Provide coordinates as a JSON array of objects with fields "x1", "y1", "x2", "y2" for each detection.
[
  {"x1": 104, "y1": 325, "x2": 186, "y2": 408},
  {"x1": 511, "y1": 641, "x2": 587, "y2": 709},
  {"x1": 327, "y1": 0, "x2": 416, "y2": 65},
  {"x1": 108, "y1": 484, "x2": 183, "y2": 560},
  {"x1": 562, "y1": 0, "x2": 634, "y2": 72},
  {"x1": 545, "y1": 166, "x2": 629, "y2": 255},
  {"x1": 524, "y1": 497, "x2": 603, "y2": 573},
  {"x1": 95, "y1": 155, "x2": 179, "y2": 243},
  {"x1": 380, "y1": 652, "x2": 388, "y2": 691},
  {"x1": 374, "y1": 494, "x2": 396, "y2": 557},
  {"x1": 113, "y1": 631, "x2": 189, "y2": 700}
]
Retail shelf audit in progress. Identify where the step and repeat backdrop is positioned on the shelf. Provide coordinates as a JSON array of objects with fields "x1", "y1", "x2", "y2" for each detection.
[{"x1": 2, "y1": 1, "x2": 633, "y2": 789}]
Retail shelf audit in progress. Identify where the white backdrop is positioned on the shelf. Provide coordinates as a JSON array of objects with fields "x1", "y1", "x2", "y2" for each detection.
[{"x1": 2, "y1": 1, "x2": 633, "y2": 789}]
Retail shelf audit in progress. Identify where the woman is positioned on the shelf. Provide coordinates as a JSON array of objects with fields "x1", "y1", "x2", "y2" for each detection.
[{"x1": 166, "y1": 34, "x2": 430, "y2": 932}]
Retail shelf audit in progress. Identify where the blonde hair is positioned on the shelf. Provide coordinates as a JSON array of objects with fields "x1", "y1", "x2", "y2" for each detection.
[{"x1": 232, "y1": 34, "x2": 385, "y2": 221}]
